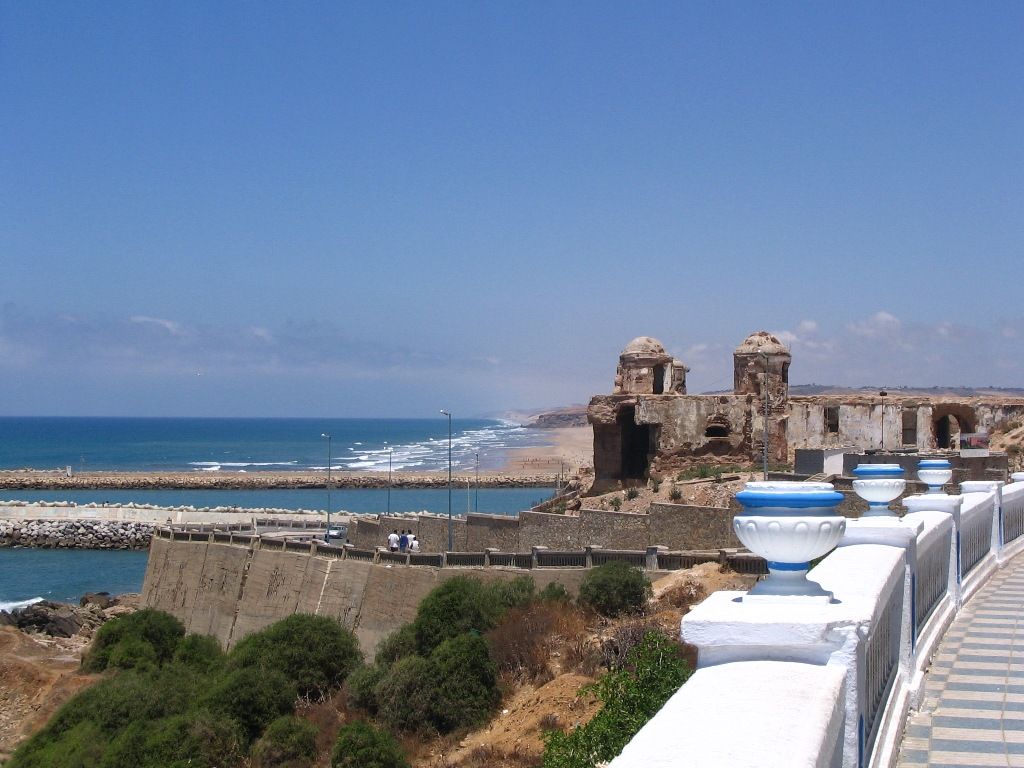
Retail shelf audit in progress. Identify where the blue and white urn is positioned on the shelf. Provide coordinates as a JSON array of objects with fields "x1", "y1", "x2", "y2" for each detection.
[
  {"x1": 852, "y1": 464, "x2": 906, "y2": 517},
  {"x1": 917, "y1": 459, "x2": 953, "y2": 495},
  {"x1": 734, "y1": 481, "x2": 845, "y2": 600}
]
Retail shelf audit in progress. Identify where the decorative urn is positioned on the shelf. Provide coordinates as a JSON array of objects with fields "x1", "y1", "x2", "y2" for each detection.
[
  {"x1": 734, "y1": 481, "x2": 845, "y2": 601},
  {"x1": 852, "y1": 464, "x2": 906, "y2": 517},
  {"x1": 917, "y1": 459, "x2": 953, "y2": 494}
]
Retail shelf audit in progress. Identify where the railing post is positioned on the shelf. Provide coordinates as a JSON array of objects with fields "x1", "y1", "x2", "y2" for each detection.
[
  {"x1": 646, "y1": 545, "x2": 667, "y2": 571},
  {"x1": 531, "y1": 545, "x2": 547, "y2": 569}
]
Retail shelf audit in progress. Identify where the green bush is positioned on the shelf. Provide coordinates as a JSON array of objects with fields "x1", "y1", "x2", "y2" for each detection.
[
  {"x1": 412, "y1": 576, "x2": 506, "y2": 654},
  {"x1": 429, "y1": 633, "x2": 500, "y2": 733},
  {"x1": 537, "y1": 582, "x2": 571, "y2": 603},
  {"x1": 345, "y1": 663, "x2": 385, "y2": 713},
  {"x1": 229, "y1": 614, "x2": 362, "y2": 699},
  {"x1": 251, "y1": 715, "x2": 318, "y2": 768},
  {"x1": 668, "y1": 485, "x2": 682, "y2": 501},
  {"x1": 489, "y1": 575, "x2": 536, "y2": 611},
  {"x1": 99, "y1": 710, "x2": 243, "y2": 768},
  {"x1": 107, "y1": 636, "x2": 158, "y2": 671},
  {"x1": 374, "y1": 623, "x2": 417, "y2": 667},
  {"x1": 542, "y1": 631, "x2": 691, "y2": 768},
  {"x1": 172, "y1": 634, "x2": 225, "y2": 674},
  {"x1": 374, "y1": 655, "x2": 436, "y2": 733},
  {"x1": 202, "y1": 667, "x2": 296, "y2": 745},
  {"x1": 608, "y1": 496, "x2": 622, "y2": 510},
  {"x1": 578, "y1": 562, "x2": 651, "y2": 618},
  {"x1": 82, "y1": 609, "x2": 185, "y2": 672},
  {"x1": 9, "y1": 720, "x2": 107, "y2": 768},
  {"x1": 625, "y1": 487, "x2": 639, "y2": 500},
  {"x1": 331, "y1": 721, "x2": 408, "y2": 768}
]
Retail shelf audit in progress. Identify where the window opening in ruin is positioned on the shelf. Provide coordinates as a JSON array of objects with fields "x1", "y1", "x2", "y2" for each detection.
[
  {"x1": 652, "y1": 364, "x2": 665, "y2": 395},
  {"x1": 617, "y1": 406, "x2": 651, "y2": 479},
  {"x1": 902, "y1": 411, "x2": 917, "y2": 446},
  {"x1": 825, "y1": 406, "x2": 840, "y2": 434},
  {"x1": 934, "y1": 415, "x2": 962, "y2": 450},
  {"x1": 705, "y1": 423, "x2": 730, "y2": 439}
]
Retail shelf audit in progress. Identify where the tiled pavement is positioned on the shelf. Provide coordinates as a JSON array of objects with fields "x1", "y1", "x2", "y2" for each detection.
[{"x1": 898, "y1": 560, "x2": 1024, "y2": 767}]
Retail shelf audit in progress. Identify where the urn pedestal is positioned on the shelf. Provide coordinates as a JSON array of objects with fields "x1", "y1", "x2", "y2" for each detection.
[
  {"x1": 918, "y1": 459, "x2": 953, "y2": 495},
  {"x1": 734, "y1": 481, "x2": 845, "y2": 602},
  {"x1": 852, "y1": 464, "x2": 906, "y2": 518}
]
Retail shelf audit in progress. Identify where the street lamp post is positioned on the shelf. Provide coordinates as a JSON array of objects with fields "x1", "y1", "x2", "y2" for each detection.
[
  {"x1": 387, "y1": 446, "x2": 393, "y2": 515},
  {"x1": 759, "y1": 350, "x2": 770, "y2": 481},
  {"x1": 321, "y1": 433, "x2": 332, "y2": 542},
  {"x1": 474, "y1": 452, "x2": 479, "y2": 514},
  {"x1": 440, "y1": 410, "x2": 453, "y2": 551}
]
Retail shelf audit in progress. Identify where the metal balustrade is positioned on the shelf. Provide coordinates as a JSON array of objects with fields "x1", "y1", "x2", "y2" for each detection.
[
  {"x1": 344, "y1": 547, "x2": 375, "y2": 562},
  {"x1": 445, "y1": 552, "x2": 487, "y2": 567},
  {"x1": 591, "y1": 549, "x2": 647, "y2": 567},
  {"x1": 860, "y1": 576, "x2": 903, "y2": 767},
  {"x1": 725, "y1": 552, "x2": 769, "y2": 575},
  {"x1": 536, "y1": 550, "x2": 587, "y2": 568},
  {"x1": 962, "y1": 499, "x2": 994, "y2": 575},
  {"x1": 1003, "y1": 489, "x2": 1024, "y2": 545},
  {"x1": 378, "y1": 550, "x2": 409, "y2": 565},
  {"x1": 914, "y1": 528, "x2": 952, "y2": 636},
  {"x1": 657, "y1": 550, "x2": 721, "y2": 570},
  {"x1": 409, "y1": 552, "x2": 444, "y2": 567},
  {"x1": 284, "y1": 539, "x2": 311, "y2": 553}
]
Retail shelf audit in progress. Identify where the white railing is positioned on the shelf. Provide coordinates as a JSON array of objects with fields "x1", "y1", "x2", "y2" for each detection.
[
  {"x1": 610, "y1": 477, "x2": 1022, "y2": 768},
  {"x1": 1003, "y1": 483, "x2": 1024, "y2": 546}
]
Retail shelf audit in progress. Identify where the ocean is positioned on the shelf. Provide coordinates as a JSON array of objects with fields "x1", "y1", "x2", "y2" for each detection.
[
  {"x1": 0, "y1": 417, "x2": 557, "y2": 607},
  {"x1": 0, "y1": 549, "x2": 150, "y2": 611},
  {"x1": 0, "y1": 416, "x2": 549, "y2": 473}
]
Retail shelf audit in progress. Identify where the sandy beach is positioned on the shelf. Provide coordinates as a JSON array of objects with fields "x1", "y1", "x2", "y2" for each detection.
[{"x1": 0, "y1": 427, "x2": 594, "y2": 490}]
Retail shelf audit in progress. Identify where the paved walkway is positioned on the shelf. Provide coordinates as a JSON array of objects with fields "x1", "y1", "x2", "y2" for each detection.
[{"x1": 899, "y1": 558, "x2": 1024, "y2": 767}]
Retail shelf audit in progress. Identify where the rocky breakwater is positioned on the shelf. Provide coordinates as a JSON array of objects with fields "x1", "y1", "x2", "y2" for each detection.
[
  {"x1": 0, "y1": 469, "x2": 558, "y2": 490},
  {"x1": 0, "y1": 519, "x2": 154, "y2": 549}
]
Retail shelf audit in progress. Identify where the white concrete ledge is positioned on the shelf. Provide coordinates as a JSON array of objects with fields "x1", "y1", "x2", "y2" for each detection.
[{"x1": 609, "y1": 660, "x2": 845, "y2": 768}]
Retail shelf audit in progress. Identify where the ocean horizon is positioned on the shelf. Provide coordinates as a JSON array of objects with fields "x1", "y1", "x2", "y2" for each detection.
[{"x1": 0, "y1": 416, "x2": 550, "y2": 474}]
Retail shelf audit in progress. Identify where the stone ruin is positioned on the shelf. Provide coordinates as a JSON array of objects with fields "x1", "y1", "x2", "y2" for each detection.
[{"x1": 588, "y1": 332, "x2": 1024, "y2": 489}]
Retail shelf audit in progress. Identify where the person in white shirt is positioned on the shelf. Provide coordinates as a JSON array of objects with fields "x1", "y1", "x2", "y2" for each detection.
[
  {"x1": 387, "y1": 530, "x2": 400, "y2": 552},
  {"x1": 409, "y1": 535, "x2": 420, "y2": 553}
]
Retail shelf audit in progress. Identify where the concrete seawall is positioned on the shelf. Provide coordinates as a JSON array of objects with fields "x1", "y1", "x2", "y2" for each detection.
[{"x1": 141, "y1": 536, "x2": 595, "y2": 656}]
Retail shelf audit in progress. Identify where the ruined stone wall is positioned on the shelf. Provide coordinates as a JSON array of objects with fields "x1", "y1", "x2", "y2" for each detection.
[
  {"x1": 350, "y1": 517, "x2": 380, "y2": 549},
  {"x1": 465, "y1": 513, "x2": 520, "y2": 551},
  {"x1": 579, "y1": 509, "x2": 650, "y2": 550},
  {"x1": 518, "y1": 511, "x2": 582, "y2": 549},
  {"x1": 416, "y1": 515, "x2": 467, "y2": 552},
  {"x1": 648, "y1": 503, "x2": 740, "y2": 550},
  {"x1": 638, "y1": 395, "x2": 756, "y2": 460}
]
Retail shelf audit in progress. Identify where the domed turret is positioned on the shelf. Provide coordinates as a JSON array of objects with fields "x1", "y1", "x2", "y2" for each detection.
[
  {"x1": 733, "y1": 330, "x2": 790, "y2": 406},
  {"x1": 735, "y1": 331, "x2": 790, "y2": 357},
  {"x1": 621, "y1": 336, "x2": 667, "y2": 357},
  {"x1": 613, "y1": 336, "x2": 686, "y2": 395}
]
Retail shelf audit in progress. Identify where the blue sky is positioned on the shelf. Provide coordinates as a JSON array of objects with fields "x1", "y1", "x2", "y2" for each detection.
[{"x1": 2, "y1": 2, "x2": 1021, "y2": 416}]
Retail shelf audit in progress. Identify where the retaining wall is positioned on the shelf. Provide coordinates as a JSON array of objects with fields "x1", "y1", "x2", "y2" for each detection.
[{"x1": 142, "y1": 536, "x2": 595, "y2": 656}]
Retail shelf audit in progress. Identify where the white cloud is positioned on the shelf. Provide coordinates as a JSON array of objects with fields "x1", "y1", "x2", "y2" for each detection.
[
  {"x1": 847, "y1": 310, "x2": 901, "y2": 338},
  {"x1": 129, "y1": 315, "x2": 184, "y2": 336}
]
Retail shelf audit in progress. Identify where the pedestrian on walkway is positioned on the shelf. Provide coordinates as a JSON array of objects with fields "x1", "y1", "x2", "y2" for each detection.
[{"x1": 388, "y1": 529, "x2": 399, "y2": 552}]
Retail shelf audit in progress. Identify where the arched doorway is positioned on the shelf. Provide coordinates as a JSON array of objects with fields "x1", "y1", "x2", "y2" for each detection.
[{"x1": 931, "y1": 405, "x2": 977, "y2": 450}]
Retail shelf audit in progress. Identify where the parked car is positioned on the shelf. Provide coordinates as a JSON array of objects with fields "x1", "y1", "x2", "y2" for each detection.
[{"x1": 326, "y1": 525, "x2": 346, "y2": 540}]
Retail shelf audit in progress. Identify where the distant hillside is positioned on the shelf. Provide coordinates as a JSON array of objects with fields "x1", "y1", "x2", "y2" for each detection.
[
  {"x1": 704, "y1": 384, "x2": 1024, "y2": 397},
  {"x1": 512, "y1": 405, "x2": 589, "y2": 428}
]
